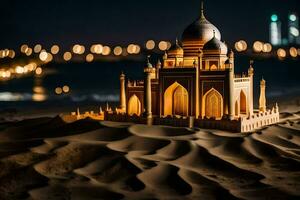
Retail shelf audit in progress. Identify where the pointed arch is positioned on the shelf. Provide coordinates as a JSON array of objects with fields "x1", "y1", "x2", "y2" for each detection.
[
  {"x1": 202, "y1": 88, "x2": 223, "y2": 119},
  {"x1": 240, "y1": 90, "x2": 247, "y2": 114},
  {"x1": 128, "y1": 94, "x2": 141, "y2": 116},
  {"x1": 164, "y1": 82, "x2": 189, "y2": 116}
]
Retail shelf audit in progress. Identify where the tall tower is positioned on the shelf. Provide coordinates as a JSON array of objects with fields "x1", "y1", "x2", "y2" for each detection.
[
  {"x1": 259, "y1": 78, "x2": 266, "y2": 113},
  {"x1": 288, "y1": 13, "x2": 300, "y2": 45},
  {"x1": 248, "y1": 60, "x2": 254, "y2": 116},
  {"x1": 227, "y1": 50, "x2": 235, "y2": 120},
  {"x1": 269, "y1": 14, "x2": 282, "y2": 46},
  {"x1": 143, "y1": 56, "x2": 154, "y2": 120},
  {"x1": 119, "y1": 72, "x2": 126, "y2": 113}
]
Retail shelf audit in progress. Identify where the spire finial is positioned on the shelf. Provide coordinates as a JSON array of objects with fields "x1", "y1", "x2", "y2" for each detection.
[{"x1": 201, "y1": 1, "x2": 204, "y2": 18}]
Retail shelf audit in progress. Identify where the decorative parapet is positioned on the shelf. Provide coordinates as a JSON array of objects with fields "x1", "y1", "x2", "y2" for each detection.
[{"x1": 240, "y1": 108, "x2": 280, "y2": 132}]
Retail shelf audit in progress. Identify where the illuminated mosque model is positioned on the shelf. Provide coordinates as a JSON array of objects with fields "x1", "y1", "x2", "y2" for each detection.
[
  {"x1": 110, "y1": 3, "x2": 280, "y2": 133},
  {"x1": 66, "y1": 2, "x2": 280, "y2": 133}
]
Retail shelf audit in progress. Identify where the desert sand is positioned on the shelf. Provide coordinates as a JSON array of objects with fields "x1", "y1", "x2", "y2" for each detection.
[{"x1": 0, "y1": 111, "x2": 300, "y2": 200}]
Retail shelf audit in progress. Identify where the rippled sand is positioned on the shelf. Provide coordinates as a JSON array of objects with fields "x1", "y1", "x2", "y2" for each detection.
[{"x1": 0, "y1": 113, "x2": 300, "y2": 199}]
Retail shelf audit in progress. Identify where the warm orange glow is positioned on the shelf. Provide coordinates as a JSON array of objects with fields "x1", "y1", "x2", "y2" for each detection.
[
  {"x1": 55, "y1": 87, "x2": 63, "y2": 95},
  {"x1": 289, "y1": 47, "x2": 297, "y2": 57},
  {"x1": 34, "y1": 44, "x2": 42, "y2": 53},
  {"x1": 235, "y1": 40, "x2": 247, "y2": 52},
  {"x1": 91, "y1": 44, "x2": 103, "y2": 54},
  {"x1": 202, "y1": 88, "x2": 223, "y2": 119},
  {"x1": 102, "y1": 46, "x2": 111, "y2": 55},
  {"x1": 35, "y1": 67, "x2": 43, "y2": 75},
  {"x1": 63, "y1": 52, "x2": 72, "y2": 61},
  {"x1": 51, "y1": 45, "x2": 60, "y2": 54},
  {"x1": 73, "y1": 44, "x2": 85, "y2": 54},
  {"x1": 86, "y1": 53, "x2": 94, "y2": 62},
  {"x1": 128, "y1": 95, "x2": 141, "y2": 116},
  {"x1": 8, "y1": 50, "x2": 15, "y2": 58},
  {"x1": 277, "y1": 48, "x2": 286, "y2": 58},
  {"x1": 146, "y1": 40, "x2": 155, "y2": 50},
  {"x1": 32, "y1": 93, "x2": 47, "y2": 102},
  {"x1": 159, "y1": 41, "x2": 168, "y2": 51},
  {"x1": 62, "y1": 85, "x2": 70, "y2": 93},
  {"x1": 113, "y1": 46, "x2": 123, "y2": 56},
  {"x1": 20, "y1": 44, "x2": 29, "y2": 53},
  {"x1": 39, "y1": 51, "x2": 48, "y2": 61},
  {"x1": 253, "y1": 41, "x2": 263, "y2": 52},
  {"x1": 262, "y1": 43, "x2": 272, "y2": 53},
  {"x1": 45, "y1": 53, "x2": 53, "y2": 62},
  {"x1": 15, "y1": 66, "x2": 24, "y2": 74}
]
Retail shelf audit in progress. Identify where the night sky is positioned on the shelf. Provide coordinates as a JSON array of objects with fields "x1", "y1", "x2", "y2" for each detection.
[{"x1": 1, "y1": 0, "x2": 300, "y2": 50}]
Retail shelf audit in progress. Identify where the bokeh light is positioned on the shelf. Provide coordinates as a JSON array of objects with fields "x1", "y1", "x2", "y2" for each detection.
[
  {"x1": 63, "y1": 52, "x2": 72, "y2": 61},
  {"x1": 51, "y1": 45, "x2": 60, "y2": 54},
  {"x1": 39, "y1": 51, "x2": 48, "y2": 61},
  {"x1": 102, "y1": 46, "x2": 111, "y2": 56},
  {"x1": 158, "y1": 41, "x2": 168, "y2": 51},
  {"x1": 146, "y1": 40, "x2": 155, "y2": 50},
  {"x1": 62, "y1": 85, "x2": 70, "y2": 93},
  {"x1": 86, "y1": 53, "x2": 94, "y2": 62},
  {"x1": 55, "y1": 87, "x2": 63, "y2": 95},
  {"x1": 277, "y1": 48, "x2": 286, "y2": 59},
  {"x1": 34, "y1": 44, "x2": 42, "y2": 53},
  {"x1": 289, "y1": 47, "x2": 298, "y2": 57},
  {"x1": 253, "y1": 41, "x2": 263, "y2": 52}
]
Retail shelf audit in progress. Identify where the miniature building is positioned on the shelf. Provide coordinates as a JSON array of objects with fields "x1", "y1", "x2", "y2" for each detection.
[{"x1": 116, "y1": 2, "x2": 280, "y2": 132}]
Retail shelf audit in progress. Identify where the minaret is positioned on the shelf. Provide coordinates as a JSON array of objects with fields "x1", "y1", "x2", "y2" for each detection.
[
  {"x1": 144, "y1": 56, "x2": 153, "y2": 120},
  {"x1": 155, "y1": 59, "x2": 161, "y2": 79},
  {"x1": 228, "y1": 50, "x2": 235, "y2": 120},
  {"x1": 248, "y1": 60, "x2": 254, "y2": 116},
  {"x1": 119, "y1": 72, "x2": 126, "y2": 113},
  {"x1": 259, "y1": 78, "x2": 267, "y2": 112}
]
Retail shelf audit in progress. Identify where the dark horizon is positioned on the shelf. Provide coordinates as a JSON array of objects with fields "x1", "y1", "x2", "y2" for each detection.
[{"x1": 1, "y1": 0, "x2": 299, "y2": 50}]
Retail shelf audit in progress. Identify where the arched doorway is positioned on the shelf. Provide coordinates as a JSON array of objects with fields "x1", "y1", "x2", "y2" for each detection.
[
  {"x1": 202, "y1": 88, "x2": 223, "y2": 119},
  {"x1": 240, "y1": 90, "x2": 247, "y2": 114},
  {"x1": 164, "y1": 82, "x2": 189, "y2": 116},
  {"x1": 128, "y1": 95, "x2": 141, "y2": 116}
]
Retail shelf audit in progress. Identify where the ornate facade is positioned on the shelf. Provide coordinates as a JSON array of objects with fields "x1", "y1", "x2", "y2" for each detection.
[{"x1": 118, "y1": 3, "x2": 280, "y2": 132}]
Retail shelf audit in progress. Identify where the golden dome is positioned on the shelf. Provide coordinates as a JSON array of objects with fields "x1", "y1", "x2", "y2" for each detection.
[{"x1": 167, "y1": 39, "x2": 184, "y2": 57}]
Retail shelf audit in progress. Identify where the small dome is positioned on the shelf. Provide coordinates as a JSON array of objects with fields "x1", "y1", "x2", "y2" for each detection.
[
  {"x1": 203, "y1": 32, "x2": 227, "y2": 54},
  {"x1": 167, "y1": 39, "x2": 184, "y2": 56}
]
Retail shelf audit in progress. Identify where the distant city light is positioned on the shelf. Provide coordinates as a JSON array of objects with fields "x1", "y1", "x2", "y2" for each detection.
[
  {"x1": 63, "y1": 52, "x2": 72, "y2": 61},
  {"x1": 235, "y1": 40, "x2": 247, "y2": 52},
  {"x1": 253, "y1": 41, "x2": 263, "y2": 52},
  {"x1": 15, "y1": 66, "x2": 24, "y2": 74},
  {"x1": 73, "y1": 44, "x2": 85, "y2": 54},
  {"x1": 62, "y1": 85, "x2": 70, "y2": 93},
  {"x1": 91, "y1": 44, "x2": 103, "y2": 54},
  {"x1": 55, "y1": 87, "x2": 63, "y2": 95},
  {"x1": 113, "y1": 46, "x2": 123, "y2": 56},
  {"x1": 35, "y1": 67, "x2": 43, "y2": 75},
  {"x1": 86, "y1": 53, "x2": 94, "y2": 62},
  {"x1": 146, "y1": 40, "x2": 155, "y2": 50},
  {"x1": 34, "y1": 44, "x2": 42, "y2": 53},
  {"x1": 290, "y1": 27, "x2": 299, "y2": 37},
  {"x1": 289, "y1": 14, "x2": 297, "y2": 22},
  {"x1": 289, "y1": 47, "x2": 298, "y2": 57},
  {"x1": 20, "y1": 44, "x2": 29, "y2": 53},
  {"x1": 39, "y1": 51, "x2": 48, "y2": 61},
  {"x1": 51, "y1": 45, "x2": 60, "y2": 54},
  {"x1": 158, "y1": 41, "x2": 168, "y2": 51},
  {"x1": 102, "y1": 46, "x2": 111, "y2": 56},
  {"x1": 25, "y1": 48, "x2": 33, "y2": 56},
  {"x1": 277, "y1": 48, "x2": 286, "y2": 58},
  {"x1": 271, "y1": 14, "x2": 278, "y2": 22},
  {"x1": 262, "y1": 43, "x2": 272, "y2": 53}
]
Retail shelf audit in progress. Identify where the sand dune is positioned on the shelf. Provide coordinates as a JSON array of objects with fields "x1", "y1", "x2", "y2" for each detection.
[{"x1": 0, "y1": 112, "x2": 300, "y2": 199}]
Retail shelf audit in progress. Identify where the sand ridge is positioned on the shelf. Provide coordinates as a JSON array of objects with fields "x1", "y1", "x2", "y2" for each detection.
[{"x1": 0, "y1": 114, "x2": 299, "y2": 199}]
